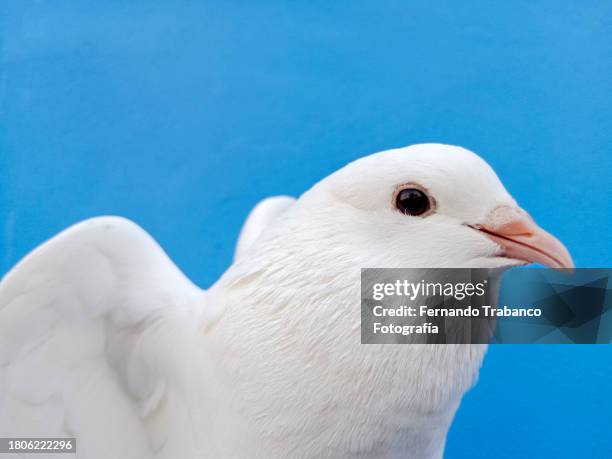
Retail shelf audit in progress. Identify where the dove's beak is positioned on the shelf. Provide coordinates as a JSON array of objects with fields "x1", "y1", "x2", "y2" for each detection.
[{"x1": 470, "y1": 206, "x2": 574, "y2": 271}]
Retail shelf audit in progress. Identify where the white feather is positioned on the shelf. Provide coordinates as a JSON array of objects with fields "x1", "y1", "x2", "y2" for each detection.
[{"x1": 234, "y1": 196, "x2": 296, "y2": 262}]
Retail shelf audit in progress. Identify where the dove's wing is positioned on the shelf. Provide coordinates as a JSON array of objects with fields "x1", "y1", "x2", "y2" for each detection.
[
  {"x1": 0, "y1": 217, "x2": 206, "y2": 459},
  {"x1": 234, "y1": 196, "x2": 295, "y2": 261}
]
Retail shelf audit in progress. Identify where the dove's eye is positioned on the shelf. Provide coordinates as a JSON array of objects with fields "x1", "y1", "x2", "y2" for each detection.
[{"x1": 395, "y1": 187, "x2": 432, "y2": 216}]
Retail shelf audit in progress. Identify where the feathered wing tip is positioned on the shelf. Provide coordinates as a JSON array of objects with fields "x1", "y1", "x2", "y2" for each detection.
[{"x1": 234, "y1": 195, "x2": 296, "y2": 262}]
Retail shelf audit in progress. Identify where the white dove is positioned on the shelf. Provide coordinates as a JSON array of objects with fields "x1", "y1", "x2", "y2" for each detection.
[{"x1": 0, "y1": 144, "x2": 573, "y2": 459}]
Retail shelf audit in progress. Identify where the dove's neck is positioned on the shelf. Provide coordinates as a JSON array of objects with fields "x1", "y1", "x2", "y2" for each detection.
[{"x1": 206, "y1": 202, "x2": 488, "y2": 458}]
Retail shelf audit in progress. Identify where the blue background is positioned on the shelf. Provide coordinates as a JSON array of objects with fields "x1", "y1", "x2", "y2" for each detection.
[{"x1": 1, "y1": 1, "x2": 611, "y2": 457}]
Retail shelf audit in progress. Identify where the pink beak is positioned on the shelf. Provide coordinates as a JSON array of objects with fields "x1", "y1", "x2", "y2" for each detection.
[{"x1": 471, "y1": 206, "x2": 574, "y2": 270}]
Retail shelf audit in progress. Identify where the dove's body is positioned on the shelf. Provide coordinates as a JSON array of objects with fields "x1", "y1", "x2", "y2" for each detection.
[
  {"x1": 0, "y1": 144, "x2": 572, "y2": 458},
  {"x1": 204, "y1": 203, "x2": 487, "y2": 458}
]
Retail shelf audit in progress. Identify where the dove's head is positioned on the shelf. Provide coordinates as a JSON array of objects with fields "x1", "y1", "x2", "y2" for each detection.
[{"x1": 300, "y1": 143, "x2": 573, "y2": 270}]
